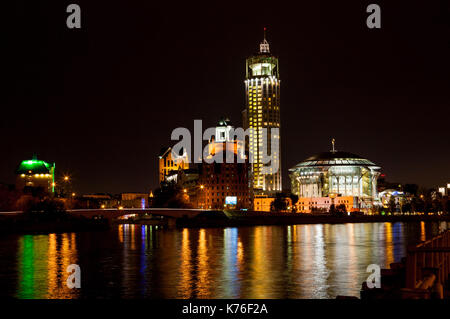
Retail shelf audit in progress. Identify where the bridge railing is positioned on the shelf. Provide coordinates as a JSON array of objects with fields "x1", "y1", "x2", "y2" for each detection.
[{"x1": 405, "y1": 230, "x2": 450, "y2": 296}]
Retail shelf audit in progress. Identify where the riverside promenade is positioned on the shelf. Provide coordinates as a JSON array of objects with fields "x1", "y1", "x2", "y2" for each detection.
[{"x1": 172, "y1": 211, "x2": 450, "y2": 228}]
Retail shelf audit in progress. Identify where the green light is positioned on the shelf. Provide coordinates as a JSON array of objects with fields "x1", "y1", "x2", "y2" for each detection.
[
  {"x1": 18, "y1": 159, "x2": 51, "y2": 172},
  {"x1": 17, "y1": 235, "x2": 35, "y2": 299},
  {"x1": 52, "y1": 163, "x2": 55, "y2": 193},
  {"x1": 16, "y1": 157, "x2": 56, "y2": 193}
]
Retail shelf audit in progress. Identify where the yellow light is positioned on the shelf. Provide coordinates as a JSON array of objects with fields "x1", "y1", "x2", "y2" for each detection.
[
  {"x1": 101, "y1": 205, "x2": 105, "y2": 209},
  {"x1": 72, "y1": 193, "x2": 76, "y2": 197},
  {"x1": 64, "y1": 176, "x2": 69, "y2": 181},
  {"x1": 118, "y1": 206, "x2": 124, "y2": 210},
  {"x1": 183, "y1": 189, "x2": 187, "y2": 193},
  {"x1": 200, "y1": 185, "x2": 204, "y2": 189},
  {"x1": 21, "y1": 174, "x2": 25, "y2": 178}
]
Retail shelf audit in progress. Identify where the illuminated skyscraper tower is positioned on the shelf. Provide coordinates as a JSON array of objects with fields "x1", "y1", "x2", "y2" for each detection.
[{"x1": 243, "y1": 29, "x2": 281, "y2": 193}]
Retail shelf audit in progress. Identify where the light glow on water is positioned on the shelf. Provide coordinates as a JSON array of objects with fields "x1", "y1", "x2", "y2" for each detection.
[{"x1": 0, "y1": 222, "x2": 448, "y2": 299}]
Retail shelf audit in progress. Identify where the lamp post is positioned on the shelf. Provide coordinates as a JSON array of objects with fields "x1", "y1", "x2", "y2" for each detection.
[
  {"x1": 199, "y1": 185, "x2": 205, "y2": 208},
  {"x1": 329, "y1": 192, "x2": 337, "y2": 214},
  {"x1": 61, "y1": 175, "x2": 72, "y2": 198},
  {"x1": 398, "y1": 184, "x2": 403, "y2": 215}
]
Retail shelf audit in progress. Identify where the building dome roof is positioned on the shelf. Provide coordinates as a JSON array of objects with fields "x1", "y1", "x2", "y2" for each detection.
[
  {"x1": 290, "y1": 151, "x2": 378, "y2": 170},
  {"x1": 305, "y1": 151, "x2": 363, "y2": 161},
  {"x1": 16, "y1": 157, "x2": 53, "y2": 175}
]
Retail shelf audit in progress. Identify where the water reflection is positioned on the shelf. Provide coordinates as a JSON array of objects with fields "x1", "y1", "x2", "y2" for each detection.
[
  {"x1": 178, "y1": 228, "x2": 192, "y2": 298},
  {"x1": 14, "y1": 233, "x2": 79, "y2": 299},
  {"x1": 0, "y1": 222, "x2": 447, "y2": 299}
]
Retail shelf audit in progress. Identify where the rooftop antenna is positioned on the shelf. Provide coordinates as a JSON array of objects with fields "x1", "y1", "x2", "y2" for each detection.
[
  {"x1": 260, "y1": 27, "x2": 270, "y2": 53},
  {"x1": 331, "y1": 138, "x2": 336, "y2": 153}
]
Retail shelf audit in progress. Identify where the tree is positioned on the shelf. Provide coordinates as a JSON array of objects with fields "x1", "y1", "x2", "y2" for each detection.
[
  {"x1": 424, "y1": 198, "x2": 433, "y2": 215},
  {"x1": 411, "y1": 196, "x2": 425, "y2": 214},
  {"x1": 337, "y1": 204, "x2": 347, "y2": 213},
  {"x1": 444, "y1": 199, "x2": 450, "y2": 215},
  {"x1": 330, "y1": 203, "x2": 346, "y2": 216},
  {"x1": 289, "y1": 194, "x2": 299, "y2": 212},
  {"x1": 271, "y1": 192, "x2": 288, "y2": 212},
  {"x1": 0, "y1": 184, "x2": 21, "y2": 211},
  {"x1": 26, "y1": 198, "x2": 66, "y2": 214},
  {"x1": 152, "y1": 181, "x2": 191, "y2": 208},
  {"x1": 388, "y1": 196, "x2": 397, "y2": 213},
  {"x1": 432, "y1": 198, "x2": 443, "y2": 213},
  {"x1": 23, "y1": 197, "x2": 67, "y2": 222},
  {"x1": 329, "y1": 204, "x2": 336, "y2": 215},
  {"x1": 404, "y1": 184, "x2": 419, "y2": 196},
  {"x1": 402, "y1": 202, "x2": 412, "y2": 214}
]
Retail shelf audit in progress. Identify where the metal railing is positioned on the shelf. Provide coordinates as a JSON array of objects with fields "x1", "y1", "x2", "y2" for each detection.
[{"x1": 405, "y1": 230, "x2": 450, "y2": 297}]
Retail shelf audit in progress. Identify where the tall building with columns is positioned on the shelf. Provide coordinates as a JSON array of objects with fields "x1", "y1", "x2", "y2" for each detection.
[{"x1": 243, "y1": 29, "x2": 282, "y2": 194}]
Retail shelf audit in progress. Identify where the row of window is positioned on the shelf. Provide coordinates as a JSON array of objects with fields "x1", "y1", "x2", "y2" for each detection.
[
  {"x1": 203, "y1": 185, "x2": 248, "y2": 190},
  {"x1": 203, "y1": 192, "x2": 248, "y2": 197}
]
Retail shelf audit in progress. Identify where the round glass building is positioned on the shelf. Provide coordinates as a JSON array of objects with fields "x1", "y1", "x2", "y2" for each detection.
[{"x1": 289, "y1": 150, "x2": 381, "y2": 207}]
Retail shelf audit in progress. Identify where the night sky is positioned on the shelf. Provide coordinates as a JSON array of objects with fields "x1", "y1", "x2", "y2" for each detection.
[{"x1": 4, "y1": 1, "x2": 450, "y2": 194}]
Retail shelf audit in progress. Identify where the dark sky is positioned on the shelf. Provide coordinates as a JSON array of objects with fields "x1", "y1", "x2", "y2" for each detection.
[{"x1": 4, "y1": 0, "x2": 450, "y2": 194}]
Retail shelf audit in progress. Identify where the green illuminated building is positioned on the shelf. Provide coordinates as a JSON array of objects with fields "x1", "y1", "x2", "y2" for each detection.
[
  {"x1": 243, "y1": 29, "x2": 282, "y2": 194},
  {"x1": 15, "y1": 155, "x2": 55, "y2": 193}
]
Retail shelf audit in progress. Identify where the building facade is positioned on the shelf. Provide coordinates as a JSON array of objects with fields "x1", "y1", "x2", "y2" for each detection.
[
  {"x1": 253, "y1": 194, "x2": 293, "y2": 212},
  {"x1": 289, "y1": 148, "x2": 381, "y2": 213},
  {"x1": 121, "y1": 193, "x2": 149, "y2": 208},
  {"x1": 243, "y1": 30, "x2": 282, "y2": 194},
  {"x1": 158, "y1": 146, "x2": 189, "y2": 183},
  {"x1": 296, "y1": 196, "x2": 359, "y2": 213},
  {"x1": 196, "y1": 119, "x2": 251, "y2": 209},
  {"x1": 15, "y1": 155, "x2": 55, "y2": 193},
  {"x1": 197, "y1": 160, "x2": 251, "y2": 209}
]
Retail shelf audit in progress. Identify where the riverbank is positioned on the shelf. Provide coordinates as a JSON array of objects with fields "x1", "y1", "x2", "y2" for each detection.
[
  {"x1": 1, "y1": 210, "x2": 449, "y2": 233},
  {"x1": 176, "y1": 211, "x2": 450, "y2": 228},
  {"x1": 0, "y1": 213, "x2": 110, "y2": 235}
]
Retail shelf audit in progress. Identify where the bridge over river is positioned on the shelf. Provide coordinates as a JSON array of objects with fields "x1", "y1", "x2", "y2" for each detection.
[
  {"x1": 67, "y1": 208, "x2": 215, "y2": 221},
  {"x1": 0, "y1": 208, "x2": 217, "y2": 222}
]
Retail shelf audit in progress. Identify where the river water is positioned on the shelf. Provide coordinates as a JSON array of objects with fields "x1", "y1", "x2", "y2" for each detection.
[{"x1": 0, "y1": 221, "x2": 448, "y2": 299}]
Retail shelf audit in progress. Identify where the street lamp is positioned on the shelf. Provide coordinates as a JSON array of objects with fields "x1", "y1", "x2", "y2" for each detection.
[
  {"x1": 198, "y1": 184, "x2": 205, "y2": 208},
  {"x1": 60, "y1": 175, "x2": 73, "y2": 198}
]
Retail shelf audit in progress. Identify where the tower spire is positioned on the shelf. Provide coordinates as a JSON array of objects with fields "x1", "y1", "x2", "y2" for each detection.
[
  {"x1": 331, "y1": 138, "x2": 336, "y2": 153},
  {"x1": 260, "y1": 27, "x2": 270, "y2": 53}
]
